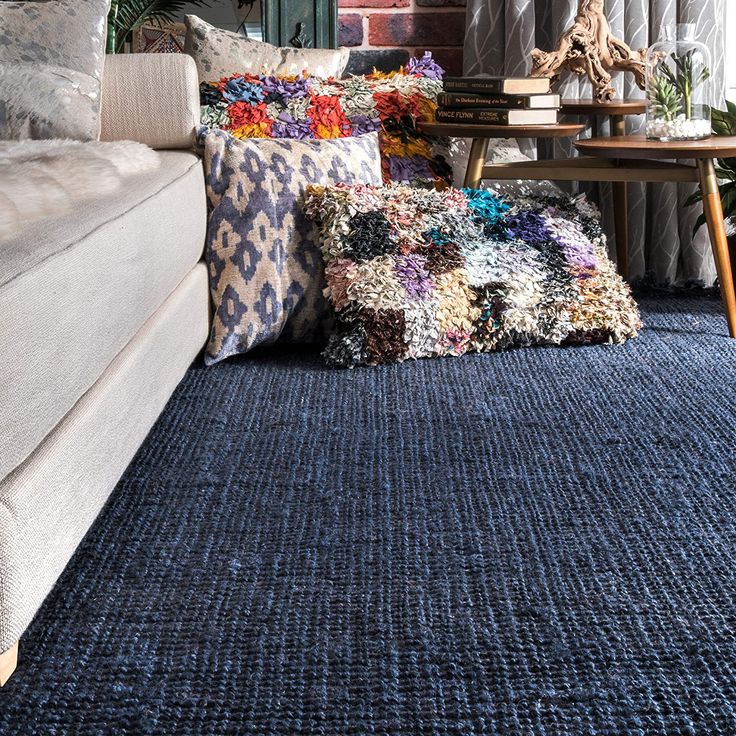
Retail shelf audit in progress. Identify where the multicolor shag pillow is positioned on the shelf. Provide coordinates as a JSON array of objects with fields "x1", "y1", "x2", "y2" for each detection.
[
  {"x1": 303, "y1": 184, "x2": 641, "y2": 367},
  {"x1": 198, "y1": 52, "x2": 452, "y2": 188}
]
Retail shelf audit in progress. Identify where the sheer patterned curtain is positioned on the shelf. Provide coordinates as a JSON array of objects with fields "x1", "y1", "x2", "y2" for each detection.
[{"x1": 464, "y1": 0, "x2": 726, "y2": 285}]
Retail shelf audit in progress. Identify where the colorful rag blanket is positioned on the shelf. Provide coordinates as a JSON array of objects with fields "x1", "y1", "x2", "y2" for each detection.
[
  {"x1": 303, "y1": 183, "x2": 641, "y2": 367},
  {"x1": 198, "y1": 52, "x2": 452, "y2": 188}
]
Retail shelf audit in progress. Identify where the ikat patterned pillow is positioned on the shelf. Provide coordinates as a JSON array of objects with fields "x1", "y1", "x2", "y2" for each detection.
[
  {"x1": 201, "y1": 128, "x2": 382, "y2": 365},
  {"x1": 304, "y1": 183, "x2": 641, "y2": 367}
]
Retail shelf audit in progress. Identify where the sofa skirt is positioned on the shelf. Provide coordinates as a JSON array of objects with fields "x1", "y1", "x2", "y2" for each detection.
[{"x1": 0, "y1": 263, "x2": 209, "y2": 652}]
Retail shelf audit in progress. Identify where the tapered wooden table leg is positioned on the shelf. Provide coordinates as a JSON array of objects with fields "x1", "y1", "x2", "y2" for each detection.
[
  {"x1": 697, "y1": 157, "x2": 736, "y2": 338},
  {"x1": 0, "y1": 642, "x2": 18, "y2": 686},
  {"x1": 464, "y1": 138, "x2": 490, "y2": 188},
  {"x1": 612, "y1": 178, "x2": 629, "y2": 279},
  {"x1": 610, "y1": 114, "x2": 629, "y2": 280}
]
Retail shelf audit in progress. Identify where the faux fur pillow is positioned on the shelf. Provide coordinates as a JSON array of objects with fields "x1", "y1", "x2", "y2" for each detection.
[
  {"x1": 185, "y1": 15, "x2": 349, "y2": 83},
  {"x1": 304, "y1": 183, "x2": 641, "y2": 367},
  {"x1": 201, "y1": 129, "x2": 383, "y2": 365},
  {"x1": 0, "y1": 140, "x2": 160, "y2": 241}
]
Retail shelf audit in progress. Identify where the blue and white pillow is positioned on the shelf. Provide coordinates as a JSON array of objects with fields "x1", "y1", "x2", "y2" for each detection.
[{"x1": 200, "y1": 128, "x2": 382, "y2": 365}]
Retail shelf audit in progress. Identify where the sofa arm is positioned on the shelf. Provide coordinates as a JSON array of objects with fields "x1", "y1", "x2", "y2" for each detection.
[{"x1": 100, "y1": 54, "x2": 200, "y2": 149}]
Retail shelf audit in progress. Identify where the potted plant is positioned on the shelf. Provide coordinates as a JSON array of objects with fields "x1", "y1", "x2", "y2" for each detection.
[
  {"x1": 686, "y1": 101, "x2": 736, "y2": 271},
  {"x1": 645, "y1": 24, "x2": 711, "y2": 141},
  {"x1": 106, "y1": 0, "x2": 212, "y2": 54}
]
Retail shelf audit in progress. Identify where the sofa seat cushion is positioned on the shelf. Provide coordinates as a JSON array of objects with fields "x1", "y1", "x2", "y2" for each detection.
[{"x1": 0, "y1": 151, "x2": 207, "y2": 480}]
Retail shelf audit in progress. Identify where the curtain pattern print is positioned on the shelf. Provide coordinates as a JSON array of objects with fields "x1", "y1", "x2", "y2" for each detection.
[{"x1": 464, "y1": 0, "x2": 726, "y2": 286}]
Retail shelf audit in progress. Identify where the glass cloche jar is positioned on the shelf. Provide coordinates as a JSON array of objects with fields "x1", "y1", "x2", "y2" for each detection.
[{"x1": 645, "y1": 23, "x2": 712, "y2": 141}]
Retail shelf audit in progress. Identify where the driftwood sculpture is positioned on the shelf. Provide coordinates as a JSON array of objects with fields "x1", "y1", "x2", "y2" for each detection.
[{"x1": 530, "y1": 0, "x2": 646, "y2": 102}]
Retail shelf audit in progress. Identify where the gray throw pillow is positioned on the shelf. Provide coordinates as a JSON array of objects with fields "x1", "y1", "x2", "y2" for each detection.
[
  {"x1": 200, "y1": 129, "x2": 382, "y2": 364},
  {"x1": 0, "y1": 0, "x2": 110, "y2": 140},
  {"x1": 185, "y1": 15, "x2": 349, "y2": 84}
]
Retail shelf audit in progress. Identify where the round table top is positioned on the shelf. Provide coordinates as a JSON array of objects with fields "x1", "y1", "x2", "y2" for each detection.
[
  {"x1": 560, "y1": 98, "x2": 646, "y2": 115},
  {"x1": 417, "y1": 121, "x2": 586, "y2": 139},
  {"x1": 575, "y1": 134, "x2": 736, "y2": 159}
]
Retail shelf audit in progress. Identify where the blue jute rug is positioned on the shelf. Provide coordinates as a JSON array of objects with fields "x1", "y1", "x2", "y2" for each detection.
[{"x1": 2, "y1": 298, "x2": 736, "y2": 735}]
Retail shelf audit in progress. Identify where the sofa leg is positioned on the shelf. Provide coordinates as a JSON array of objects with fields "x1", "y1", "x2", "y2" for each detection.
[{"x1": 0, "y1": 641, "x2": 18, "y2": 686}]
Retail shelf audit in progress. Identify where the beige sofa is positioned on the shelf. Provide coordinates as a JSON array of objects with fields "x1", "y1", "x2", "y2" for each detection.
[{"x1": 0, "y1": 54, "x2": 209, "y2": 685}]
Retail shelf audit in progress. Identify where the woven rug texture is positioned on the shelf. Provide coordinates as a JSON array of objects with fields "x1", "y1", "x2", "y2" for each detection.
[{"x1": 1, "y1": 298, "x2": 736, "y2": 735}]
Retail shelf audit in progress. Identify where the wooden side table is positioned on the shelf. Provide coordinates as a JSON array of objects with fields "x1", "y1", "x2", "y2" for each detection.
[
  {"x1": 575, "y1": 135, "x2": 736, "y2": 338},
  {"x1": 418, "y1": 121, "x2": 587, "y2": 189},
  {"x1": 560, "y1": 99, "x2": 646, "y2": 279},
  {"x1": 559, "y1": 98, "x2": 645, "y2": 135},
  {"x1": 419, "y1": 107, "x2": 646, "y2": 281}
]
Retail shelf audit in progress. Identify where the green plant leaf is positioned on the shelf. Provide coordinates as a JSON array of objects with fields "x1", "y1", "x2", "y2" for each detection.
[
  {"x1": 721, "y1": 182, "x2": 736, "y2": 217},
  {"x1": 658, "y1": 63, "x2": 678, "y2": 88},
  {"x1": 649, "y1": 74, "x2": 680, "y2": 121},
  {"x1": 711, "y1": 107, "x2": 736, "y2": 136},
  {"x1": 716, "y1": 156, "x2": 736, "y2": 175},
  {"x1": 692, "y1": 212, "x2": 707, "y2": 236},
  {"x1": 684, "y1": 190, "x2": 702, "y2": 207},
  {"x1": 111, "y1": 0, "x2": 211, "y2": 52},
  {"x1": 689, "y1": 183, "x2": 736, "y2": 232}
]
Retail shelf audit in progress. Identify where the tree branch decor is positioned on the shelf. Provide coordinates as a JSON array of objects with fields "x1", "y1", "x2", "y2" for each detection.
[{"x1": 529, "y1": 0, "x2": 646, "y2": 102}]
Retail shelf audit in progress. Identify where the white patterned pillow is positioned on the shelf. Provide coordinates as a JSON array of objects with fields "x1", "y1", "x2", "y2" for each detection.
[
  {"x1": 201, "y1": 129, "x2": 382, "y2": 365},
  {"x1": 0, "y1": 0, "x2": 110, "y2": 140},
  {"x1": 185, "y1": 15, "x2": 350, "y2": 84}
]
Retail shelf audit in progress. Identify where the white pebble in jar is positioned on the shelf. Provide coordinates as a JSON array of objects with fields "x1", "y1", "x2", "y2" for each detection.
[{"x1": 646, "y1": 116, "x2": 711, "y2": 141}]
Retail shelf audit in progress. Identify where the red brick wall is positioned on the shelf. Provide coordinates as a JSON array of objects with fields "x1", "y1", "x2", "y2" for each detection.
[{"x1": 338, "y1": 1, "x2": 466, "y2": 77}]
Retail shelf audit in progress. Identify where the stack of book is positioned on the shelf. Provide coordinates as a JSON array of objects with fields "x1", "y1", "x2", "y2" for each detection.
[{"x1": 435, "y1": 77, "x2": 560, "y2": 126}]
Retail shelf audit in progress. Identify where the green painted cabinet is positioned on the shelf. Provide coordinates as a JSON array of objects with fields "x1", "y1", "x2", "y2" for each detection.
[{"x1": 262, "y1": 0, "x2": 338, "y2": 49}]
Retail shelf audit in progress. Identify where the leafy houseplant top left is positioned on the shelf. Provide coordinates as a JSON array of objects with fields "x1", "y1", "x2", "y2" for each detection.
[{"x1": 106, "y1": 0, "x2": 212, "y2": 54}]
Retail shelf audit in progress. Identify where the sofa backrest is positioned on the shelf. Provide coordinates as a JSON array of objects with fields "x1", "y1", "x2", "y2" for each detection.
[{"x1": 100, "y1": 54, "x2": 200, "y2": 150}]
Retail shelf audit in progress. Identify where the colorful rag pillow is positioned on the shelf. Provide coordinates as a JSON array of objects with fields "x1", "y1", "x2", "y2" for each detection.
[
  {"x1": 185, "y1": 15, "x2": 350, "y2": 83},
  {"x1": 303, "y1": 184, "x2": 641, "y2": 367},
  {"x1": 201, "y1": 128, "x2": 383, "y2": 365},
  {"x1": 0, "y1": 0, "x2": 109, "y2": 140},
  {"x1": 198, "y1": 53, "x2": 452, "y2": 188}
]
